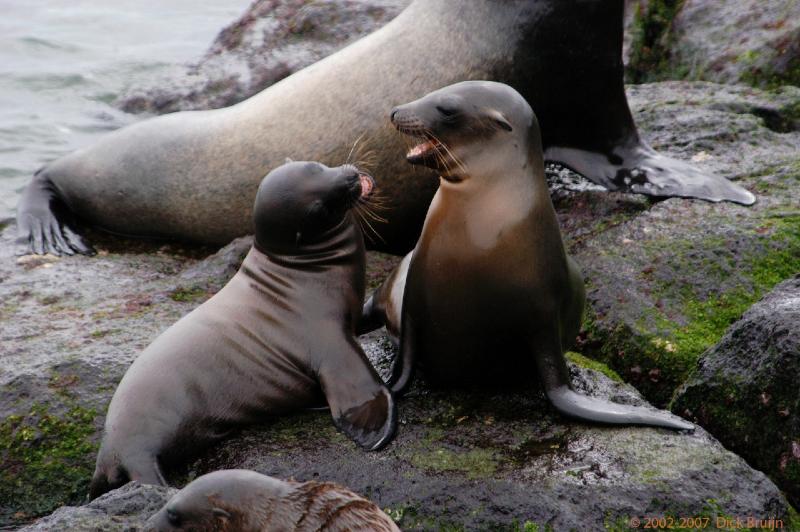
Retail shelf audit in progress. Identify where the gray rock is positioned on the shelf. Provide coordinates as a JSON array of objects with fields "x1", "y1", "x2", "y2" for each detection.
[
  {"x1": 673, "y1": 276, "x2": 800, "y2": 507},
  {"x1": 17, "y1": 362, "x2": 794, "y2": 531},
  {"x1": 19, "y1": 482, "x2": 175, "y2": 532},
  {"x1": 627, "y1": 0, "x2": 800, "y2": 88},
  {"x1": 116, "y1": 0, "x2": 409, "y2": 113},
  {"x1": 175, "y1": 362, "x2": 790, "y2": 531},
  {"x1": 572, "y1": 81, "x2": 800, "y2": 407}
]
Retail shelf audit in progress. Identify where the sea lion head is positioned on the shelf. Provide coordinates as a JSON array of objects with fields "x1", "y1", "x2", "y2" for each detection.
[
  {"x1": 253, "y1": 161, "x2": 374, "y2": 254},
  {"x1": 390, "y1": 80, "x2": 541, "y2": 183},
  {"x1": 145, "y1": 470, "x2": 290, "y2": 532}
]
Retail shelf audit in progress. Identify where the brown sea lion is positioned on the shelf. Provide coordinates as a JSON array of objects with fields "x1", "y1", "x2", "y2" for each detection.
[
  {"x1": 16, "y1": 0, "x2": 753, "y2": 257},
  {"x1": 144, "y1": 469, "x2": 400, "y2": 532},
  {"x1": 89, "y1": 161, "x2": 396, "y2": 500},
  {"x1": 366, "y1": 81, "x2": 693, "y2": 430}
]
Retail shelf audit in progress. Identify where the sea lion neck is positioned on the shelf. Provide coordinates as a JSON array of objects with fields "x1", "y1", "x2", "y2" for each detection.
[{"x1": 254, "y1": 217, "x2": 364, "y2": 270}]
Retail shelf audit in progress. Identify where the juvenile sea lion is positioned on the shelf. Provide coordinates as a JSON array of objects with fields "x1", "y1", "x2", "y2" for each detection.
[
  {"x1": 145, "y1": 469, "x2": 400, "y2": 532},
  {"x1": 89, "y1": 161, "x2": 396, "y2": 500},
  {"x1": 16, "y1": 0, "x2": 753, "y2": 256},
  {"x1": 368, "y1": 81, "x2": 693, "y2": 430}
]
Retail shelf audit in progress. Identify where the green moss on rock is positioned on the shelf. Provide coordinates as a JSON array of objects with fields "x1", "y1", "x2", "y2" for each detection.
[
  {"x1": 0, "y1": 404, "x2": 99, "y2": 526},
  {"x1": 566, "y1": 352, "x2": 623, "y2": 383},
  {"x1": 168, "y1": 285, "x2": 209, "y2": 302},
  {"x1": 582, "y1": 215, "x2": 800, "y2": 406},
  {"x1": 626, "y1": 0, "x2": 686, "y2": 83}
]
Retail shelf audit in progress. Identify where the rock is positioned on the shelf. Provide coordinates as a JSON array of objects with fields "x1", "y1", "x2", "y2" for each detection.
[
  {"x1": 626, "y1": 0, "x2": 800, "y2": 88},
  {"x1": 571, "y1": 81, "x2": 800, "y2": 407},
  {"x1": 116, "y1": 0, "x2": 409, "y2": 113},
  {"x1": 673, "y1": 276, "x2": 800, "y2": 507},
  {"x1": 176, "y1": 360, "x2": 793, "y2": 530},
  {"x1": 19, "y1": 482, "x2": 175, "y2": 532},
  {"x1": 18, "y1": 361, "x2": 795, "y2": 531},
  {"x1": 2, "y1": 81, "x2": 800, "y2": 527}
]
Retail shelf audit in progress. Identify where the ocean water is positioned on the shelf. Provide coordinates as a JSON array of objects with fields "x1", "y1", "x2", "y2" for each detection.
[{"x1": 0, "y1": 0, "x2": 251, "y2": 222}]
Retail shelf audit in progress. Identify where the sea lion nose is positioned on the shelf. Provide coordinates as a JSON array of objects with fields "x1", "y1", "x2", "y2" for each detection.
[{"x1": 390, "y1": 108, "x2": 400, "y2": 122}]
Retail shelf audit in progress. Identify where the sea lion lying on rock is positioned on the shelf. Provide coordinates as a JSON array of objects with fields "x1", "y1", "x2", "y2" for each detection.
[{"x1": 16, "y1": 0, "x2": 754, "y2": 257}]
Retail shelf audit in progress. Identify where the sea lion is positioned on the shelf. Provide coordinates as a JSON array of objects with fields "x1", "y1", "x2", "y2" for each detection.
[
  {"x1": 367, "y1": 81, "x2": 693, "y2": 431},
  {"x1": 144, "y1": 469, "x2": 400, "y2": 532},
  {"x1": 89, "y1": 161, "x2": 396, "y2": 500},
  {"x1": 16, "y1": 0, "x2": 754, "y2": 257}
]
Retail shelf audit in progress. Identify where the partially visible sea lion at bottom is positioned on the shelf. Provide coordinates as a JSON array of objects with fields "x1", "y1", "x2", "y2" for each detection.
[
  {"x1": 145, "y1": 469, "x2": 400, "y2": 532},
  {"x1": 90, "y1": 161, "x2": 396, "y2": 500},
  {"x1": 365, "y1": 81, "x2": 693, "y2": 431}
]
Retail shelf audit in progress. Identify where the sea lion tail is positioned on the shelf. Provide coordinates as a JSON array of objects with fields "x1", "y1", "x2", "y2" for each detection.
[
  {"x1": 15, "y1": 167, "x2": 95, "y2": 256},
  {"x1": 546, "y1": 385, "x2": 694, "y2": 431}
]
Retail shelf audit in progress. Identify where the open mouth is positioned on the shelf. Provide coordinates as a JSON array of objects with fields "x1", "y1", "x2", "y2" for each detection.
[
  {"x1": 406, "y1": 136, "x2": 445, "y2": 165},
  {"x1": 358, "y1": 172, "x2": 374, "y2": 197}
]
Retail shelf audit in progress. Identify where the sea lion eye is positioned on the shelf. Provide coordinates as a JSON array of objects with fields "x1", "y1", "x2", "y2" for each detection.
[
  {"x1": 436, "y1": 105, "x2": 458, "y2": 117},
  {"x1": 166, "y1": 508, "x2": 181, "y2": 526}
]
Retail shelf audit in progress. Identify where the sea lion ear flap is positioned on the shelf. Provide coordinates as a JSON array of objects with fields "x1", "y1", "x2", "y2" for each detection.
[
  {"x1": 212, "y1": 508, "x2": 231, "y2": 522},
  {"x1": 486, "y1": 109, "x2": 513, "y2": 132},
  {"x1": 319, "y1": 347, "x2": 397, "y2": 451}
]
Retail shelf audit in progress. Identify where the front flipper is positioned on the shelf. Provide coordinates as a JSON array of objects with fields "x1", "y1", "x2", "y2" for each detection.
[
  {"x1": 89, "y1": 451, "x2": 166, "y2": 500},
  {"x1": 16, "y1": 169, "x2": 96, "y2": 256},
  {"x1": 545, "y1": 143, "x2": 755, "y2": 206},
  {"x1": 534, "y1": 332, "x2": 694, "y2": 431},
  {"x1": 320, "y1": 338, "x2": 397, "y2": 450}
]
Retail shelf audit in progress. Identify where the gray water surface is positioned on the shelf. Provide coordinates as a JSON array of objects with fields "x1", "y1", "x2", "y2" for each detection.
[{"x1": 0, "y1": 0, "x2": 250, "y2": 221}]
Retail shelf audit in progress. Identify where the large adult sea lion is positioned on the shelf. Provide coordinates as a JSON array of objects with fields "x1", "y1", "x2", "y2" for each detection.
[
  {"x1": 89, "y1": 161, "x2": 396, "y2": 500},
  {"x1": 16, "y1": 0, "x2": 754, "y2": 256},
  {"x1": 367, "y1": 81, "x2": 693, "y2": 431},
  {"x1": 145, "y1": 469, "x2": 400, "y2": 532}
]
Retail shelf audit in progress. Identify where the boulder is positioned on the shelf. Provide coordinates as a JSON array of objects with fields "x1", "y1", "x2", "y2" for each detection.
[
  {"x1": 673, "y1": 276, "x2": 800, "y2": 507},
  {"x1": 626, "y1": 0, "x2": 800, "y2": 88},
  {"x1": 19, "y1": 356, "x2": 794, "y2": 530},
  {"x1": 116, "y1": 0, "x2": 409, "y2": 113},
  {"x1": 572, "y1": 81, "x2": 800, "y2": 407},
  {"x1": 19, "y1": 482, "x2": 175, "y2": 532}
]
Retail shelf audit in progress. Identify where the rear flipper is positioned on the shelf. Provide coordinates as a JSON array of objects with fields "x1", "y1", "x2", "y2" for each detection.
[
  {"x1": 16, "y1": 169, "x2": 95, "y2": 256},
  {"x1": 320, "y1": 338, "x2": 397, "y2": 450},
  {"x1": 545, "y1": 143, "x2": 756, "y2": 206},
  {"x1": 89, "y1": 450, "x2": 166, "y2": 500},
  {"x1": 534, "y1": 333, "x2": 694, "y2": 431},
  {"x1": 546, "y1": 385, "x2": 694, "y2": 431}
]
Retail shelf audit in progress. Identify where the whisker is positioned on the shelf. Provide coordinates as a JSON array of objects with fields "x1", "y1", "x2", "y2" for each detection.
[
  {"x1": 346, "y1": 132, "x2": 367, "y2": 165},
  {"x1": 354, "y1": 204, "x2": 386, "y2": 244}
]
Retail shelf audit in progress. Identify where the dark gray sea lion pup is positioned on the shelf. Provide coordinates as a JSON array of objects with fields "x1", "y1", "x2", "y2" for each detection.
[
  {"x1": 16, "y1": 0, "x2": 754, "y2": 257},
  {"x1": 145, "y1": 469, "x2": 400, "y2": 532},
  {"x1": 366, "y1": 81, "x2": 693, "y2": 431},
  {"x1": 89, "y1": 161, "x2": 396, "y2": 500}
]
